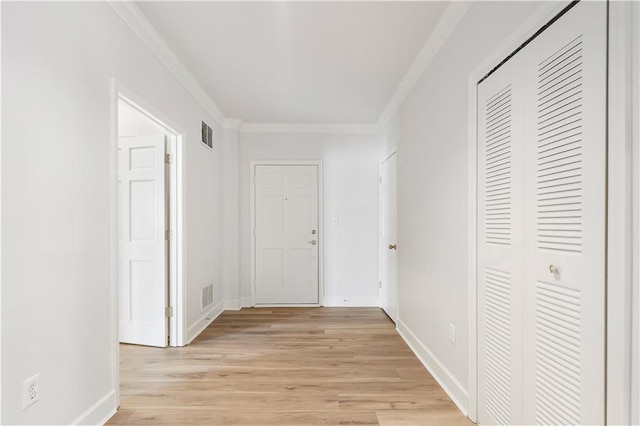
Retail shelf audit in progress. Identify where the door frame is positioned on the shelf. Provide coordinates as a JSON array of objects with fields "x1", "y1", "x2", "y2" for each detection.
[
  {"x1": 466, "y1": 2, "x2": 635, "y2": 423},
  {"x1": 249, "y1": 160, "x2": 324, "y2": 307},
  {"x1": 378, "y1": 149, "x2": 398, "y2": 320},
  {"x1": 110, "y1": 78, "x2": 187, "y2": 403}
]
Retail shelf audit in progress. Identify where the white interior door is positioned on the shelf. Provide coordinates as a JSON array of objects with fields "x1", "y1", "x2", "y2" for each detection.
[
  {"x1": 380, "y1": 153, "x2": 398, "y2": 322},
  {"x1": 254, "y1": 165, "x2": 319, "y2": 304},
  {"x1": 118, "y1": 135, "x2": 168, "y2": 347},
  {"x1": 477, "y1": 50, "x2": 525, "y2": 426},
  {"x1": 477, "y1": 1, "x2": 606, "y2": 424},
  {"x1": 521, "y1": 3, "x2": 606, "y2": 424}
]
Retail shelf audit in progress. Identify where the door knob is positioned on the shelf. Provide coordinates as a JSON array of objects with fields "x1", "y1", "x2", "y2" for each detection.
[
  {"x1": 308, "y1": 240, "x2": 317, "y2": 245},
  {"x1": 549, "y1": 264, "x2": 559, "y2": 274},
  {"x1": 388, "y1": 244, "x2": 397, "y2": 250}
]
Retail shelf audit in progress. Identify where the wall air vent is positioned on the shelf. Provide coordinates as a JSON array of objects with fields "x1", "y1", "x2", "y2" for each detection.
[
  {"x1": 201, "y1": 283, "x2": 214, "y2": 311},
  {"x1": 201, "y1": 121, "x2": 214, "y2": 149}
]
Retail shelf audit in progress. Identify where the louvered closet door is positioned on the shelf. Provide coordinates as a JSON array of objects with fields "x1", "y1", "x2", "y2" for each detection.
[
  {"x1": 521, "y1": 2, "x2": 607, "y2": 424},
  {"x1": 477, "y1": 52, "x2": 525, "y2": 426}
]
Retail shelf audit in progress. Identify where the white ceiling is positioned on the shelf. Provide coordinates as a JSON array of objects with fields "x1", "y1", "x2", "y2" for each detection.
[{"x1": 135, "y1": 1, "x2": 449, "y2": 124}]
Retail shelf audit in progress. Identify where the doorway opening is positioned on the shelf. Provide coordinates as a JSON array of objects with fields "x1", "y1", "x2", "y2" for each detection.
[{"x1": 112, "y1": 84, "x2": 185, "y2": 354}]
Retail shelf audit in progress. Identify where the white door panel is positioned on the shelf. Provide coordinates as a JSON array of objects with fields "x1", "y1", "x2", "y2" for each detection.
[
  {"x1": 477, "y1": 52, "x2": 525, "y2": 425},
  {"x1": 522, "y1": 2, "x2": 606, "y2": 424},
  {"x1": 380, "y1": 153, "x2": 398, "y2": 322},
  {"x1": 255, "y1": 165, "x2": 319, "y2": 304},
  {"x1": 118, "y1": 135, "x2": 168, "y2": 347}
]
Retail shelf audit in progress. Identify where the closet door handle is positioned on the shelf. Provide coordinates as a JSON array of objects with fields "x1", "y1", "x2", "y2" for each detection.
[{"x1": 549, "y1": 265, "x2": 559, "y2": 274}]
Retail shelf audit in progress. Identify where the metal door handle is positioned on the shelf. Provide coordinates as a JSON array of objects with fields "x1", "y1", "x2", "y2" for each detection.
[
  {"x1": 388, "y1": 244, "x2": 397, "y2": 250},
  {"x1": 308, "y1": 240, "x2": 317, "y2": 245},
  {"x1": 549, "y1": 264, "x2": 559, "y2": 274}
]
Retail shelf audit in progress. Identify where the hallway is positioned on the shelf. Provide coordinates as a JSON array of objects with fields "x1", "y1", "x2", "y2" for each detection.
[{"x1": 108, "y1": 308, "x2": 470, "y2": 425}]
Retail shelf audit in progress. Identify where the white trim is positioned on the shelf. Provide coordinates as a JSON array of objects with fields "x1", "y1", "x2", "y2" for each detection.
[
  {"x1": 255, "y1": 304, "x2": 321, "y2": 308},
  {"x1": 106, "y1": 1, "x2": 225, "y2": 126},
  {"x1": 465, "y1": 2, "x2": 584, "y2": 422},
  {"x1": 322, "y1": 297, "x2": 378, "y2": 307},
  {"x1": 70, "y1": 390, "x2": 117, "y2": 426},
  {"x1": 223, "y1": 118, "x2": 243, "y2": 130},
  {"x1": 249, "y1": 160, "x2": 324, "y2": 307},
  {"x1": 377, "y1": 1, "x2": 472, "y2": 128},
  {"x1": 607, "y1": 2, "x2": 635, "y2": 424},
  {"x1": 632, "y1": 3, "x2": 640, "y2": 424},
  {"x1": 223, "y1": 299, "x2": 241, "y2": 311},
  {"x1": 241, "y1": 122, "x2": 380, "y2": 134},
  {"x1": 186, "y1": 300, "x2": 224, "y2": 345},
  {"x1": 396, "y1": 319, "x2": 468, "y2": 418},
  {"x1": 0, "y1": 3, "x2": 4, "y2": 420}
]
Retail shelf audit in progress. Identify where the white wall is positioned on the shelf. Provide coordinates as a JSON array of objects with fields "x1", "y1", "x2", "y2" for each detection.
[
  {"x1": 1, "y1": 2, "x2": 222, "y2": 424},
  {"x1": 384, "y1": 0, "x2": 547, "y2": 410},
  {"x1": 222, "y1": 127, "x2": 241, "y2": 309},
  {"x1": 238, "y1": 132, "x2": 382, "y2": 307},
  {"x1": 118, "y1": 101, "x2": 165, "y2": 137}
]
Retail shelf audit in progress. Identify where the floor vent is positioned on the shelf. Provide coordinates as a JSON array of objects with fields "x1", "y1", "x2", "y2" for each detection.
[{"x1": 201, "y1": 283, "x2": 214, "y2": 311}]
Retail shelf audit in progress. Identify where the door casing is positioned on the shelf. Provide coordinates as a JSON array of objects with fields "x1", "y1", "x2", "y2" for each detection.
[
  {"x1": 110, "y1": 78, "x2": 187, "y2": 406},
  {"x1": 249, "y1": 160, "x2": 324, "y2": 307}
]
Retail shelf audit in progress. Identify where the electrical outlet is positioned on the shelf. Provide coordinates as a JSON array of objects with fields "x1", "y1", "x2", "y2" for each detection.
[
  {"x1": 332, "y1": 216, "x2": 339, "y2": 225},
  {"x1": 449, "y1": 323, "x2": 456, "y2": 345},
  {"x1": 22, "y1": 374, "x2": 40, "y2": 410}
]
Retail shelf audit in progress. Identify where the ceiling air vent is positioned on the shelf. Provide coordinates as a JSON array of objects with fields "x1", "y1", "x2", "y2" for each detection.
[{"x1": 201, "y1": 121, "x2": 213, "y2": 149}]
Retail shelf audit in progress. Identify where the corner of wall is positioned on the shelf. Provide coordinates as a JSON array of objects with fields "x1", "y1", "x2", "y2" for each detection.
[
  {"x1": 186, "y1": 300, "x2": 224, "y2": 345},
  {"x1": 70, "y1": 390, "x2": 117, "y2": 426},
  {"x1": 396, "y1": 319, "x2": 469, "y2": 418}
]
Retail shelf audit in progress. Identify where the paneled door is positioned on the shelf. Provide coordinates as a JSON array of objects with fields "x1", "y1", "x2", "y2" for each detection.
[
  {"x1": 118, "y1": 135, "x2": 168, "y2": 347},
  {"x1": 254, "y1": 165, "x2": 319, "y2": 304},
  {"x1": 477, "y1": 1, "x2": 606, "y2": 424},
  {"x1": 380, "y1": 153, "x2": 398, "y2": 322}
]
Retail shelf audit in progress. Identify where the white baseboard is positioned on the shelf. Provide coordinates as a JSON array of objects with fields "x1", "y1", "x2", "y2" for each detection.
[
  {"x1": 322, "y1": 296, "x2": 379, "y2": 307},
  {"x1": 240, "y1": 296, "x2": 252, "y2": 307},
  {"x1": 186, "y1": 300, "x2": 224, "y2": 344},
  {"x1": 70, "y1": 389, "x2": 116, "y2": 426},
  {"x1": 223, "y1": 298, "x2": 241, "y2": 311},
  {"x1": 396, "y1": 318, "x2": 468, "y2": 417}
]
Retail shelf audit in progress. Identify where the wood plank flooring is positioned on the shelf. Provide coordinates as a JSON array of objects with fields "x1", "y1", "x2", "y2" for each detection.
[{"x1": 108, "y1": 307, "x2": 471, "y2": 425}]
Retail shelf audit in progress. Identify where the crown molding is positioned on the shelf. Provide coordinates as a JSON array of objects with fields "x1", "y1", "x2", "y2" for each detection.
[
  {"x1": 241, "y1": 122, "x2": 382, "y2": 134},
  {"x1": 107, "y1": 1, "x2": 226, "y2": 126},
  {"x1": 222, "y1": 118, "x2": 243, "y2": 130},
  {"x1": 108, "y1": 1, "x2": 469, "y2": 135},
  {"x1": 376, "y1": 1, "x2": 472, "y2": 128}
]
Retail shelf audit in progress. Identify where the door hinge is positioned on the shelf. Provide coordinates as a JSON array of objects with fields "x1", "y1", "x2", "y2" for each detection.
[
  {"x1": 165, "y1": 306, "x2": 174, "y2": 317},
  {"x1": 165, "y1": 153, "x2": 172, "y2": 164},
  {"x1": 379, "y1": 176, "x2": 382, "y2": 184},
  {"x1": 379, "y1": 280, "x2": 382, "y2": 289},
  {"x1": 165, "y1": 230, "x2": 171, "y2": 240}
]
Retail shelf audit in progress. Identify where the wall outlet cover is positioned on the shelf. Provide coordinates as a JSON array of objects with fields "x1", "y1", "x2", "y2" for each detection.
[
  {"x1": 22, "y1": 374, "x2": 40, "y2": 410},
  {"x1": 448, "y1": 323, "x2": 456, "y2": 345}
]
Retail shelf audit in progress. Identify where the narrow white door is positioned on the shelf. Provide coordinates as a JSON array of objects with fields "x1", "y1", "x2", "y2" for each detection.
[
  {"x1": 380, "y1": 153, "x2": 398, "y2": 322},
  {"x1": 118, "y1": 135, "x2": 168, "y2": 347},
  {"x1": 254, "y1": 165, "x2": 319, "y2": 304},
  {"x1": 477, "y1": 51, "x2": 525, "y2": 426},
  {"x1": 522, "y1": 2, "x2": 606, "y2": 424}
]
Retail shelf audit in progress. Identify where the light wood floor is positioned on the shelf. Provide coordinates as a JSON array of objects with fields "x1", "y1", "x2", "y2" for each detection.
[{"x1": 108, "y1": 307, "x2": 472, "y2": 425}]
